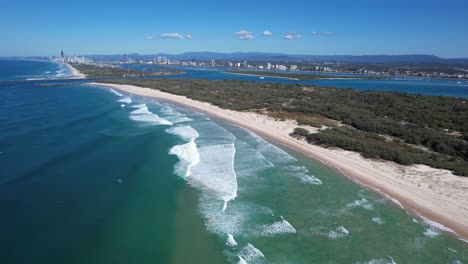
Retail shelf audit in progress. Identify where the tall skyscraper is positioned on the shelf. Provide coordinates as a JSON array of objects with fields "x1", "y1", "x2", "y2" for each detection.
[{"x1": 60, "y1": 50, "x2": 64, "y2": 59}]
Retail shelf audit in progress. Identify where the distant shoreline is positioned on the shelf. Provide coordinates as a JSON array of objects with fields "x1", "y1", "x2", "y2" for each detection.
[
  {"x1": 91, "y1": 81, "x2": 468, "y2": 243},
  {"x1": 60, "y1": 62, "x2": 86, "y2": 79},
  {"x1": 222, "y1": 71, "x2": 300, "y2": 80},
  {"x1": 223, "y1": 71, "x2": 366, "y2": 81}
]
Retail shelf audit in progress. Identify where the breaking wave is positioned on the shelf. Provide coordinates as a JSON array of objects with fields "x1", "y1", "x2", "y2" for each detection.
[
  {"x1": 355, "y1": 256, "x2": 396, "y2": 264},
  {"x1": 238, "y1": 243, "x2": 265, "y2": 264},
  {"x1": 346, "y1": 198, "x2": 374, "y2": 211},
  {"x1": 254, "y1": 219, "x2": 297, "y2": 237},
  {"x1": 118, "y1": 97, "x2": 132, "y2": 104},
  {"x1": 108, "y1": 88, "x2": 123, "y2": 97},
  {"x1": 159, "y1": 105, "x2": 193, "y2": 123},
  {"x1": 129, "y1": 104, "x2": 172, "y2": 126},
  {"x1": 372, "y1": 217, "x2": 385, "y2": 224},
  {"x1": 167, "y1": 126, "x2": 200, "y2": 177}
]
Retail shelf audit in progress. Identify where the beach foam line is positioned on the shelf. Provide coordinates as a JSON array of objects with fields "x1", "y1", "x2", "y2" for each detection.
[
  {"x1": 167, "y1": 126, "x2": 200, "y2": 177},
  {"x1": 187, "y1": 121, "x2": 238, "y2": 210},
  {"x1": 286, "y1": 165, "x2": 322, "y2": 185},
  {"x1": 241, "y1": 129, "x2": 323, "y2": 185},
  {"x1": 159, "y1": 105, "x2": 194, "y2": 123},
  {"x1": 108, "y1": 88, "x2": 123, "y2": 97},
  {"x1": 346, "y1": 198, "x2": 374, "y2": 211},
  {"x1": 118, "y1": 96, "x2": 132, "y2": 104},
  {"x1": 243, "y1": 129, "x2": 297, "y2": 164},
  {"x1": 129, "y1": 103, "x2": 172, "y2": 126}
]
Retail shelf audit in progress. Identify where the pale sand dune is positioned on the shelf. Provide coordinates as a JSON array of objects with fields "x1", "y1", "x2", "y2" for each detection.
[{"x1": 91, "y1": 82, "x2": 468, "y2": 241}]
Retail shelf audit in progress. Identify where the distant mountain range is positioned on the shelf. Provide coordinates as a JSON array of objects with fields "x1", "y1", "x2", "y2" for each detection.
[{"x1": 4, "y1": 52, "x2": 468, "y2": 64}]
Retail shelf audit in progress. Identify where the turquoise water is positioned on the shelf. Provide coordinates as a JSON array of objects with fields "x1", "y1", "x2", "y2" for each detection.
[{"x1": 0, "y1": 60, "x2": 467, "y2": 263}]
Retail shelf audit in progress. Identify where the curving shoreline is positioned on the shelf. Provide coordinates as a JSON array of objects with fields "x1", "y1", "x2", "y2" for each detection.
[
  {"x1": 63, "y1": 63, "x2": 86, "y2": 79},
  {"x1": 90, "y1": 81, "x2": 468, "y2": 242}
]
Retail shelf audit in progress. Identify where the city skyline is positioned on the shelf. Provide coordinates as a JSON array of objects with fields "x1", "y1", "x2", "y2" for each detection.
[{"x1": 2, "y1": 0, "x2": 468, "y2": 58}]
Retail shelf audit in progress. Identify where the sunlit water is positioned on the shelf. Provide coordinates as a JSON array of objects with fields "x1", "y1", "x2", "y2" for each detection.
[{"x1": 0, "y1": 60, "x2": 467, "y2": 263}]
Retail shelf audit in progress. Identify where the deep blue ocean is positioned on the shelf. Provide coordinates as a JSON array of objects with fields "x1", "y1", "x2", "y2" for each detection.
[{"x1": 0, "y1": 60, "x2": 467, "y2": 263}]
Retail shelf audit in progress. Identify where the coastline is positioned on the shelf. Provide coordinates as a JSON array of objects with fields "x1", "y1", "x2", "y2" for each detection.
[
  {"x1": 222, "y1": 71, "x2": 300, "y2": 80},
  {"x1": 63, "y1": 63, "x2": 86, "y2": 79},
  {"x1": 91, "y1": 82, "x2": 468, "y2": 242}
]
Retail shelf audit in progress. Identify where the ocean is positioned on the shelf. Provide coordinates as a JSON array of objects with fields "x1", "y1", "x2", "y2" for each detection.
[{"x1": 0, "y1": 60, "x2": 467, "y2": 263}]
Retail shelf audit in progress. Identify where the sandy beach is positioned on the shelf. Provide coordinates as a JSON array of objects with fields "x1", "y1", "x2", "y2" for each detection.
[
  {"x1": 91, "y1": 82, "x2": 468, "y2": 242},
  {"x1": 65, "y1": 63, "x2": 86, "y2": 79}
]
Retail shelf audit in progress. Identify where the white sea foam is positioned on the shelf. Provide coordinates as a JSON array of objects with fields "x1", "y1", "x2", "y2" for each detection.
[
  {"x1": 183, "y1": 121, "x2": 238, "y2": 209},
  {"x1": 346, "y1": 198, "x2": 374, "y2": 210},
  {"x1": 129, "y1": 104, "x2": 173, "y2": 126},
  {"x1": 355, "y1": 256, "x2": 396, "y2": 264},
  {"x1": 55, "y1": 67, "x2": 68, "y2": 77},
  {"x1": 419, "y1": 215, "x2": 456, "y2": 235},
  {"x1": 226, "y1": 233, "x2": 237, "y2": 247},
  {"x1": 327, "y1": 226, "x2": 349, "y2": 239},
  {"x1": 448, "y1": 248, "x2": 458, "y2": 253},
  {"x1": 255, "y1": 219, "x2": 297, "y2": 237},
  {"x1": 159, "y1": 105, "x2": 193, "y2": 123},
  {"x1": 167, "y1": 126, "x2": 200, "y2": 177},
  {"x1": 190, "y1": 142, "x2": 237, "y2": 203},
  {"x1": 233, "y1": 140, "x2": 275, "y2": 183},
  {"x1": 244, "y1": 129, "x2": 296, "y2": 164},
  {"x1": 285, "y1": 165, "x2": 323, "y2": 185},
  {"x1": 241, "y1": 129, "x2": 324, "y2": 187},
  {"x1": 118, "y1": 97, "x2": 132, "y2": 104},
  {"x1": 424, "y1": 229, "x2": 440, "y2": 238},
  {"x1": 166, "y1": 126, "x2": 199, "y2": 141},
  {"x1": 109, "y1": 88, "x2": 123, "y2": 97},
  {"x1": 372, "y1": 217, "x2": 385, "y2": 224},
  {"x1": 238, "y1": 244, "x2": 265, "y2": 263},
  {"x1": 237, "y1": 256, "x2": 248, "y2": 264},
  {"x1": 308, "y1": 225, "x2": 350, "y2": 239},
  {"x1": 120, "y1": 104, "x2": 125, "y2": 108}
]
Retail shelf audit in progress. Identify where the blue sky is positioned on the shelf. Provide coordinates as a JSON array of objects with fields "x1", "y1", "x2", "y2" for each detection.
[{"x1": 1, "y1": 0, "x2": 468, "y2": 57}]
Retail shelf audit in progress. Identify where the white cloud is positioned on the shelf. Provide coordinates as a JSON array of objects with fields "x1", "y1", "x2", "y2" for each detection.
[
  {"x1": 284, "y1": 32, "x2": 301, "y2": 40},
  {"x1": 311, "y1": 31, "x2": 336, "y2": 36},
  {"x1": 144, "y1": 35, "x2": 154, "y2": 40},
  {"x1": 239, "y1": 34, "x2": 254, "y2": 40},
  {"x1": 186, "y1": 34, "x2": 192, "y2": 39},
  {"x1": 160, "y1": 33, "x2": 185, "y2": 39},
  {"x1": 235, "y1": 29, "x2": 254, "y2": 40},
  {"x1": 263, "y1": 30, "x2": 273, "y2": 36}
]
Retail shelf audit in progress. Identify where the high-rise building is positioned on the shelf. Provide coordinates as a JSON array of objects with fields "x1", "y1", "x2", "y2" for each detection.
[{"x1": 60, "y1": 51, "x2": 64, "y2": 59}]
